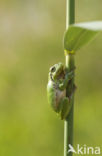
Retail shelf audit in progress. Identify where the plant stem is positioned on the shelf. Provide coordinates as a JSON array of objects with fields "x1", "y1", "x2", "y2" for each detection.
[{"x1": 64, "y1": 0, "x2": 75, "y2": 156}]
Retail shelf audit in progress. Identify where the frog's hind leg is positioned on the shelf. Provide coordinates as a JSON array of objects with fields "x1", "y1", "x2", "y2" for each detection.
[{"x1": 60, "y1": 97, "x2": 71, "y2": 120}]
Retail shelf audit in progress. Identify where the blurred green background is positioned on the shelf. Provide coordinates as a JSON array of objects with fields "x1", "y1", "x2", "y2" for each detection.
[{"x1": 0, "y1": 0, "x2": 102, "y2": 156}]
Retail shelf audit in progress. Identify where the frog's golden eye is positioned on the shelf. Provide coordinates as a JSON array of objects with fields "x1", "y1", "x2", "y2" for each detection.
[{"x1": 50, "y1": 66, "x2": 56, "y2": 72}]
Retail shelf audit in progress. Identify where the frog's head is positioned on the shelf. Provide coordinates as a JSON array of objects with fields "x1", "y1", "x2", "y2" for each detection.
[{"x1": 50, "y1": 63, "x2": 64, "y2": 80}]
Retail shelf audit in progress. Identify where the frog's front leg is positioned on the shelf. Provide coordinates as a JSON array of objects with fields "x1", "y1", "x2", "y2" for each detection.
[
  {"x1": 59, "y1": 70, "x2": 74, "y2": 90},
  {"x1": 60, "y1": 97, "x2": 72, "y2": 120}
]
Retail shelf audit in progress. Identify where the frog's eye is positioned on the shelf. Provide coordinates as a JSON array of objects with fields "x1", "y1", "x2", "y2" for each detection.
[{"x1": 50, "y1": 66, "x2": 56, "y2": 73}]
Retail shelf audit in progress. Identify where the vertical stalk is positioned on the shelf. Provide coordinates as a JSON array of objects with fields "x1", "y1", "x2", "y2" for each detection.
[{"x1": 64, "y1": 0, "x2": 75, "y2": 156}]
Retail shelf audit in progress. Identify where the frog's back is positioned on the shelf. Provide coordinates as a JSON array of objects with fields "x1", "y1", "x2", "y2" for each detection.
[{"x1": 47, "y1": 80, "x2": 57, "y2": 112}]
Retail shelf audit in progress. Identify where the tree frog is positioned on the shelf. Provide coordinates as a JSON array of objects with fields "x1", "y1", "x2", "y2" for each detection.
[{"x1": 47, "y1": 62, "x2": 75, "y2": 120}]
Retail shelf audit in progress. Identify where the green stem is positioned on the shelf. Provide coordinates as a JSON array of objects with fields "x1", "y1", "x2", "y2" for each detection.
[{"x1": 64, "y1": 0, "x2": 75, "y2": 156}]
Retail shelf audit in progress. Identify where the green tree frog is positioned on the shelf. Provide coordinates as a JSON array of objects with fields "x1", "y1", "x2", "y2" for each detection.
[{"x1": 47, "y1": 62, "x2": 75, "y2": 120}]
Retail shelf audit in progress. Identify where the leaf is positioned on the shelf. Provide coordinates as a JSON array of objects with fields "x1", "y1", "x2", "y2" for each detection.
[{"x1": 64, "y1": 21, "x2": 102, "y2": 52}]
